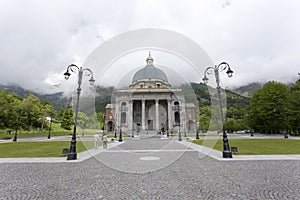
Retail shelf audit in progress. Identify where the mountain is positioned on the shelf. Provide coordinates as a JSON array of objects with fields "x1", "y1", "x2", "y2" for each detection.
[
  {"x1": 1, "y1": 83, "x2": 251, "y2": 112},
  {"x1": 0, "y1": 84, "x2": 70, "y2": 111},
  {"x1": 231, "y1": 82, "x2": 263, "y2": 98},
  {"x1": 0, "y1": 84, "x2": 29, "y2": 98},
  {"x1": 191, "y1": 82, "x2": 251, "y2": 109}
]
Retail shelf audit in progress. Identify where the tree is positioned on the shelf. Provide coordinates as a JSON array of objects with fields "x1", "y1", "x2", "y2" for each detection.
[
  {"x1": 60, "y1": 108, "x2": 74, "y2": 130},
  {"x1": 40, "y1": 100, "x2": 55, "y2": 130},
  {"x1": 288, "y1": 80, "x2": 300, "y2": 135},
  {"x1": 200, "y1": 106, "x2": 211, "y2": 118},
  {"x1": 96, "y1": 112, "x2": 105, "y2": 130},
  {"x1": 0, "y1": 90, "x2": 59, "y2": 132},
  {"x1": 77, "y1": 112, "x2": 89, "y2": 135},
  {"x1": 224, "y1": 118, "x2": 236, "y2": 133},
  {"x1": 199, "y1": 114, "x2": 210, "y2": 132},
  {"x1": 250, "y1": 81, "x2": 289, "y2": 134},
  {"x1": 87, "y1": 113, "x2": 101, "y2": 130},
  {"x1": 20, "y1": 93, "x2": 44, "y2": 130},
  {"x1": 0, "y1": 90, "x2": 22, "y2": 130}
]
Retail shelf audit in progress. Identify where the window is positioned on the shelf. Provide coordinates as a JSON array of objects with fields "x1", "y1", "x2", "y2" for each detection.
[
  {"x1": 174, "y1": 101, "x2": 180, "y2": 111},
  {"x1": 121, "y1": 112, "x2": 126, "y2": 124},
  {"x1": 174, "y1": 112, "x2": 180, "y2": 126},
  {"x1": 121, "y1": 102, "x2": 127, "y2": 111}
]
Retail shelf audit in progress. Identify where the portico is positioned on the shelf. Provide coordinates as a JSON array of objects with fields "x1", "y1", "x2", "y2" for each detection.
[{"x1": 115, "y1": 88, "x2": 184, "y2": 134}]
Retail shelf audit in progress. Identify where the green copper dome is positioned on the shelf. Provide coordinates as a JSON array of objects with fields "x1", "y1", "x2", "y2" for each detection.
[{"x1": 132, "y1": 65, "x2": 168, "y2": 83}]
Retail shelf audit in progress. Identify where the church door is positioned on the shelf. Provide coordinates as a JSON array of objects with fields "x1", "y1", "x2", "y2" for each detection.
[{"x1": 148, "y1": 120, "x2": 153, "y2": 130}]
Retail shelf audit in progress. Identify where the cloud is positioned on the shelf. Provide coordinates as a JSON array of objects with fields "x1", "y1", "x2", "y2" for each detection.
[{"x1": 0, "y1": 0, "x2": 299, "y2": 93}]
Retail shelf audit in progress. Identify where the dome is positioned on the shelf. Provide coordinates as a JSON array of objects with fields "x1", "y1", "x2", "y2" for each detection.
[
  {"x1": 132, "y1": 52, "x2": 168, "y2": 83},
  {"x1": 132, "y1": 65, "x2": 168, "y2": 83}
]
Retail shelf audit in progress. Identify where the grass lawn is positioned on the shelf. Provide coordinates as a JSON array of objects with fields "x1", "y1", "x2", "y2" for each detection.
[
  {"x1": 0, "y1": 131, "x2": 73, "y2": 140},
  {"x1": 0, "y1": 140, "x2": 95, "y2": 158},
  {"x1": 0, "y1": 128, "x2": 102, "y2": 140},
  {"x1": 193, "y1": 139, "x2": 300, "y2": 155}
]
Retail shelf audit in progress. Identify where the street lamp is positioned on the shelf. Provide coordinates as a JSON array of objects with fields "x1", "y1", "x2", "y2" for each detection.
[
  {"x1": 195, "y1": 121, "x2": 200, "y2": 139},
  {"x1": 13, "y1": 109, "x2": 21, "y2": 142},
  {"x1": 103, "y1": 115, "x2": 106, "y2": 137},
  {"x1": 202, "y1": 62, "x2": 233, "y2": 158},
  {"x1": 196, "y1": 128, "x2": 200, "y2": 140},
  {"x1": 47, "y1": 117, "x2": 52, "y2": 139},
  {"x1": 132, "y1": 126, "x2": 134, "y2": 138},
  {"x1": 178, "y1": 112, "x2": 182, "y2": 141},
  {"x1": 248, "y1": 111, "x2": 254, "y2": 137},
  {"x1": 170, "y1": 93, "x2": 182, "y2": 141},
  {"x1": 178, "y1": 128, "x2": 182, "y2": 141},
  {"x1": 119, "y1": 126, "x2": 123, "y2": 142},
  {"x1": 64, "y1": 64, "x2": 95, "y2": 160}
]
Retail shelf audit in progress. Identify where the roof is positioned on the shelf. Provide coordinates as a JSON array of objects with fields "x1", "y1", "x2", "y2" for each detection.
[{"x1": 132, "y1": 65, "x2": 168, "y2": 83}]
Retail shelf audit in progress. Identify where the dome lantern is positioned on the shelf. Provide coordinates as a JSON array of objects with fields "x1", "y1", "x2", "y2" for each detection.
[{"x1": 146, "y1": 51, "x2": 154, "y2": 65}]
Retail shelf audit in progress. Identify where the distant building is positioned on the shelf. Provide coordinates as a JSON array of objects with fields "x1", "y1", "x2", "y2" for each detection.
[{"x1": 104, "y1": 53, "x2": 196, "y2": 135}]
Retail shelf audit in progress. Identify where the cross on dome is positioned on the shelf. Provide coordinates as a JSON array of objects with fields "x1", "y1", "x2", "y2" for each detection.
[{"x1": 146, "y1": 51, "x2": 154, "y2": 65}]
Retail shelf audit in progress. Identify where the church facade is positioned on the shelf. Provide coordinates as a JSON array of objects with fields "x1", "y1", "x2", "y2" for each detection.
[{"x1": 104, "y1": 53, "x2": 197, "y2": 135}]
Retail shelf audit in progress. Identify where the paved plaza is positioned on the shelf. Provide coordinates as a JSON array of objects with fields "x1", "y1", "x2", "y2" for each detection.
[{"x1": 0, "y1": 137, "x2": 300, "y2": 199}]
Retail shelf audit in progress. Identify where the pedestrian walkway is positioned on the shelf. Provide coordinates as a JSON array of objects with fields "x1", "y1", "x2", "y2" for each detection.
[
  {"x1": 1, "y1": 137, "x2": 300, "y2": 199},
  {"x1": 94, "y1": 138, "x2": 194, "y2": 173},
  {"x1": 1, "y1": 136, "x2": 300, "y2": 164}
]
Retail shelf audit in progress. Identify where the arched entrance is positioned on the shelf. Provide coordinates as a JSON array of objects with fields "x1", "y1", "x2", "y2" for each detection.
[{"x1": 107, "y1": 121, "x2": 114, "y2": 131}]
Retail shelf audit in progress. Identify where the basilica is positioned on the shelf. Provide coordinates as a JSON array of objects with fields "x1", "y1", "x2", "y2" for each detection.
[{"x1": 104, "y1": 53, "x2": 197, "y2": 135}]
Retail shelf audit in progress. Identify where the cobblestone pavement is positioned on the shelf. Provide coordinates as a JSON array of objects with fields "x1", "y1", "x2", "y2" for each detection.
[{"x1": 1, "y1": 138, "x2": 300, "y2": 200}]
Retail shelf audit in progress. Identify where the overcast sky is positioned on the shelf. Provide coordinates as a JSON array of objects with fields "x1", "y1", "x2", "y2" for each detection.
[{"x1": 0, "y1": 0, "x2": 300, "y2": 94}]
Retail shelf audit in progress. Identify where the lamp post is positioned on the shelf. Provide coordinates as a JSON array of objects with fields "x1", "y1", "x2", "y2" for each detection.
[
  {"x1": 103, "y1": 115, "x2": 106, "y2": 137},
  {"x1": 132, "y1": 129, "x2": 134, "y2": 137},
  {"x1": 184, "y1": 116, "x2": 187, "y2": 138},
  {"x1": 196, "y1": 122, "x2": 200, "y2": 139},
  {"x1": 196, "y1": 129, "x2": 200, "y2": 140},
  {"x1": 119, "y1": 126, "x2": 123, "y2": 142},
  {"x1": 178, "y1": 112, "x2": 182, "y2": 141},
  {"x1": 63, "y1": 64, "x2": 95, "y2": 160},
  {"x1": 13, "y1": 109, "x2": 21, "y2": 142},
  {"x1": 170, "y1": 93, "x2": 182, "y2": 141},
  {"x1": 178, "y1": 128, "x2": 182, "y2": 141},
  {"x1": 202, "y1": 62, "x2": 233, "y2": 158},
  {"x1": 47, "y1": 117, "x2": 52, "y2": 139}
]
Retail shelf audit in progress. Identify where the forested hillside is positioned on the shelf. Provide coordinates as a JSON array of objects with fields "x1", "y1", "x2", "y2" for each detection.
[{"x1": 0, "y1": 82, "x2": 252, "y2": 134}]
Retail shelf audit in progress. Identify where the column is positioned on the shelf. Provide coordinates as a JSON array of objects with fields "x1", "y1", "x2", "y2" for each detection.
[
  {"x1": 181, "y1": 100, "x2": 186, "y2": 134},
  {"x1": 128, "y1": 100, "x2": 133, "y2": 131},
  {"x1": 142, "y1": 99, "x2": 145, "y2": 131},
  {"x1": 168, "y1": 99, "x2": 172, "y2": 131},
  {"x1": 115, "y1": 100, "x2": 119, "y2": 130},
  {"x1": 155, "y1": 99, "x2": 159, "y2": 131}
]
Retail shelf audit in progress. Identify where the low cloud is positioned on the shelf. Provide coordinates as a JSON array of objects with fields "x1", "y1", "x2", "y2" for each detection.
[{"x1": 0, "y1": 0, "x2": 299, "y2": 93}]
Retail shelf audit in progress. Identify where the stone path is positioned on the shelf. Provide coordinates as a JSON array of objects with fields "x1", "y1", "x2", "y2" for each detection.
[{"x1": 1, "y1": 137, "x2": 300, "y2": 199}]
